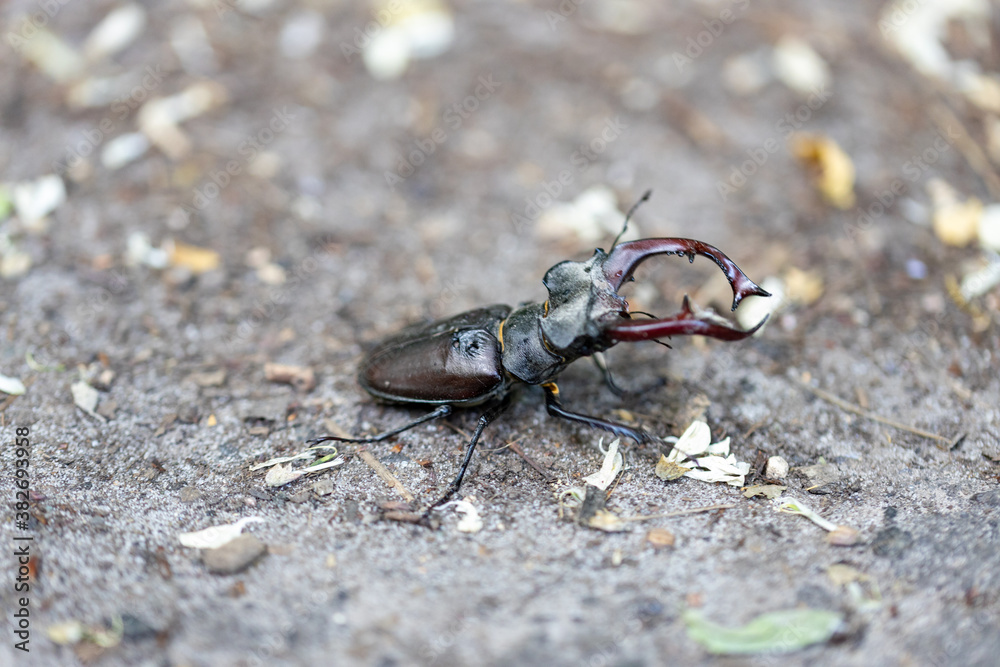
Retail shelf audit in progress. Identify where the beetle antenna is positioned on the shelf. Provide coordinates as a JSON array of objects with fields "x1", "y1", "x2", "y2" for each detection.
[{"x1": 611, "y1": 189, "x2": 652, "y2": 250}]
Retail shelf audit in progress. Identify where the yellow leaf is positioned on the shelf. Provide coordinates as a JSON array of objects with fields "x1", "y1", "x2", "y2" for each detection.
[
  {"x1": 791, "y1": 133, "x2": 856, "y2": 209},
  {"x1": 169, "y1": 241, "x2": 221, "y2": 273},
  {"x1": 655, "y1": 454, "x2": 688, "y2": 481}
]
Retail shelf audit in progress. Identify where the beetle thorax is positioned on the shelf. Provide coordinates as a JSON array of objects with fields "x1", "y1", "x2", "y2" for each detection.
[{"x1": 539, "y1": 250, "x2": 628, "y2": 360}]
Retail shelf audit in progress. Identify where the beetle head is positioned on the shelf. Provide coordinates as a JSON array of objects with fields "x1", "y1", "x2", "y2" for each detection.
[{"x1": 538, "y1": 238, "x2": 770, "y2": 361}]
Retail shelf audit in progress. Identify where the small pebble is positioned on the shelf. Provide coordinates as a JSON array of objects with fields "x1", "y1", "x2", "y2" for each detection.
[
  {"x1": 179, "y1": 486, "x2": 203, "y2": 503},
  {"x1": 765, "y1": 455, "x2": 790, "y2": 479},
  {"x1": 905, "y1": 258, "x2": 928, "y2": 280},
  {"x1": 646, "y1": 528, "x2": 676, "y2": 549},
  {"x1": 202, "y1": 535, "x2": 267, "y2": 574}
]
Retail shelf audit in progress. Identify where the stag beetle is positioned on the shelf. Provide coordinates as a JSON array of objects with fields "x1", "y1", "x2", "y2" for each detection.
[{"x1": 310, "y1": 192, "x2": 769, "y2": 512}]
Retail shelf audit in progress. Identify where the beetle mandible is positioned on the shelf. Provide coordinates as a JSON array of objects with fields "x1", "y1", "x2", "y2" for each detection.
[{"x1": 310, "y1": 192, "x2": 770, "y2": 512}]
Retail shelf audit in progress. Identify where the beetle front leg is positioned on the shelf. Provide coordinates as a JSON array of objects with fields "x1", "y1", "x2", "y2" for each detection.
[
  {"x1": 542, "y1": 382, "x2": 655, "y2": 444},
  {"x1": 308, "y1": 404, "x2": 452, "y2": 445},
  {"x1": 592, "y1": 352, "x2": 627, "y2": 398}
]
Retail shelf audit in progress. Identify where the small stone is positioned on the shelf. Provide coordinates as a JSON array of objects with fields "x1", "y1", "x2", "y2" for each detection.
[
  {"x1": 928, "y1": 179, "x2": 981, "y2": 247},
  {"x1": 826, "y1": 525, "x2": 860, "y2": 546},
  {"x1": 288, "y1": 490, "x2": 311, "y2": 504},
  {"x1": 646, "y1": 527, "x2": 675, "y2": 549},
  {"x1": 765, "y1": 456, "x2": 790, "y2": 479},
  {"x1": 96, "y1": 399, "x2": 118, "y2": 420},
  {"x1": 772, "y1": 36, "x2": 831, "y2": 96},
  {"x1": 201, "y1": 535, "x2": 267, "y2": 574},
  {"x1": 179, "y1": 486, "x2": 202, "y2": 503},
  {"x1": 970, "y1": 489, "x2": 1000, "y2": 506},
  {"x1": 264, "y1": 363, "x2": 316, "y2": 392},
  {"x1": 120, "y1": 613, "x2": 157, "y2": 641},
  {"x1": 871, "y1": 527, "x2": 913, "y2": 559},
  {"x1": 312, "y1": 479, "x2": 335, "y2": 496}
]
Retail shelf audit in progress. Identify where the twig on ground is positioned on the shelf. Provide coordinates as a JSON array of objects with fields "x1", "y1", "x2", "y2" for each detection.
[
  {"x1": 357, "y1": 449, "x2": 415, "y2": 503},
  {"x1": 929, "y1": 102, "x2": 1000, "y2": 199},
  {"x1": 619, "y1": 503, "x2": 735, "y2": 522},
  {"x1": 798, "y1": 380, "x2": 959, "y2": 450},
  {"x1": 506, "y1": 440, "x2": 556, "y2": 482}
]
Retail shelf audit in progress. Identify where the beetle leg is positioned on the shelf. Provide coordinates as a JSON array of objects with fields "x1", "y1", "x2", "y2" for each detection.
[
  {"x1": 592, "y1": 352, "x2": 668, "y2": 397},
  {"x1": 425, "y1": 395, "x2": 512, "y2": 513},
  {"x1": 307, "y1": 404, "x2": 452, "y2": 445},
  {"x1": 592, "y1": 352, "x2": 627, "y2": 398},
  {"x1": 607, "y1": 295, "x2": 768, "y2": 343},
  {"x1": 542, "y1": 382, "x2": 655, "y2": 444}
]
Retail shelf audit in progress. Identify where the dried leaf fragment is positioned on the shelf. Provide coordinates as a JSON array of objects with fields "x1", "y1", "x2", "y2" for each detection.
[
  {"x1": 646, "y1": 527, "x2": 675, "y2": 548},
  {"x1": 178, "y1": 517, "x2": 264, "y2": 550},
  {"x1": 782, "y1": 267, "x2": 824, "y2": 306},
  {"x1": 683, "y1": 608, "x2": 842, "y2": 654},
  {"x1": 742, "y1": 484, "x2": 787, "y2": 500},
  {"x1": 0, "y1": 373, "x2": 27, "y2": 396},
  {"x1": 928, "y1": 178, "x2": 982, "y2": 247},
  {"x1": 265, "y1": 463, "x2": 303, "y2": 487},
  {"x1": 583, "y1": 438, "x2": 623, "y2": 490},
  {"x1": 451, "y1": 500, "x2": 483, "y2": 533},
  {"x1": 587, "y1": 509, "x2": 629, "y2": 532},
  {"x1": 71, "y1": 381, "x2": 106, "y2": 422},
  {"x1": 662, "y1": 421, "x2": 751, "y2": 486},
  {"x1": 264, "y1": 363, "x2": 316, "y2": 392},
  {"x1": 791, "y1": 133, "x2": 856, "y2": 209},
  {"x1": 655, "y1": 455, "x2": 688, "y2": 481},
  {"x1": 775, "y1": 497, "x2": 859, "y2": 546},
  {"x1": 168, "y1": 240, "x2": 221, "y2": 274}
]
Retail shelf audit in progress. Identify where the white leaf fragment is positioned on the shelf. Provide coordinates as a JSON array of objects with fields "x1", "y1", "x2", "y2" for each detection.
[
  {"x1": 0, "y1": 373, "x2": 27, "y2": 396},
  {"x1": 583, "y1": 438, "x2": 623, "y2": 490},
  {"x1": 13, "y1": 175, "x2": 66, "y2": 223},
  {"x1": 775, "y1": 497, "x2": 849, "y2": 536},
  {"x1": 451, "y1": 500, "x2": 483, "y2": 533},
  {"x1": 178, "y1": 517, "x2": 264, "y2": 549},
  {"x1": 265, "y1": 463, "x2": 303, "y2": 487},
  {"x1": 772, "y1": 36, "x2": 831, "y2": 96},
  {"x1": 83, "y1": 3, "x2": 147, "y2": 63},
  {"x1": 665, "y1": 421, "x2": 751, "y2": 486},
  {"x1": 71, "y1": 381, "x2": 106, "y2": 422},
  {"x1": 249, "y1": 445, "x2": 339, "y2": 471}
]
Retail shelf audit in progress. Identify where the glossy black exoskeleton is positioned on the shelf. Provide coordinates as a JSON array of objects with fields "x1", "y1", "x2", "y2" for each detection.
[{"x1": 310, "y1": 192, "x2": 770, "y2": 515}]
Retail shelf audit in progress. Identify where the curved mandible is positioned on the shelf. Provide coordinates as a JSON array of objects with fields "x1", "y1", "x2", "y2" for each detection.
[
  {"x1": 602, "y1": 238, "x2": 770, "y2": 311},
  {"x1": 606, "y1": 297, "x2": 769, "y2": 343}
]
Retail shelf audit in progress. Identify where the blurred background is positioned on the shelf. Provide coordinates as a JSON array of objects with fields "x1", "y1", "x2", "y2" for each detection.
[{"x1": 1, "y1": 1, "x2": 999, "y2": 665}]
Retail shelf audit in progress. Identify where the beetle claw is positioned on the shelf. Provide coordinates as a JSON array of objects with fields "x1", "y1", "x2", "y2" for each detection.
[
  {"x1": 606, "y1": 304, "x2": 768, "y2": 343},
  {"x1": 602, "y1": 237, "x2": 770, "y2": 312}
]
